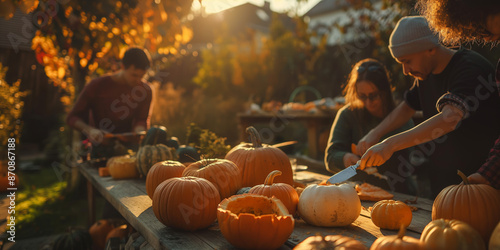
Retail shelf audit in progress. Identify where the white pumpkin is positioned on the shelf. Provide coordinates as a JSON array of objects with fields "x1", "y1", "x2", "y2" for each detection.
[{"x1": 298, "y1": 183, "x2": 361, "y2": 227}]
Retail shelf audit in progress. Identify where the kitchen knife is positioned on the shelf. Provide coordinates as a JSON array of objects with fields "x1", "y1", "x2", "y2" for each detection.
[{"x1": 327, "y1": 161, "x2": 360, "y2": 184}]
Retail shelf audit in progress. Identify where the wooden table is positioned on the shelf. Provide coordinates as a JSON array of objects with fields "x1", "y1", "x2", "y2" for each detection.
[
  {"x1": 78, "y1": 163, "x2": 432, "y2": 249},
  {"x1": 238, "y1": 112, "x2": 334, "y2": 159}
]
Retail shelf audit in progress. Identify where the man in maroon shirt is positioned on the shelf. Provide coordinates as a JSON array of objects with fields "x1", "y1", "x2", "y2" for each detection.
[
  {"x1": 67, "y1": 47, "x2": 153, "y2": 157},
  {"x1": 417, "y1": 0, "x2": 500, "y2": 189}
]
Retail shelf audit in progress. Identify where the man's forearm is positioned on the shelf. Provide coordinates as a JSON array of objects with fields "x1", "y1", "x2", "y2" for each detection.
[
  {"x1": 371, "y1": 101, "x2": 416, "y2": 140},
  {"x1": 383, "y1": 104, "x2": 463, "y2": 152}
]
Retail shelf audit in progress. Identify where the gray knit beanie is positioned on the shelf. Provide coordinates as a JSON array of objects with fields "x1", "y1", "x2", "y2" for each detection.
[{"x1": 389, "y1": 16, "x2": 440, "y2": 58}]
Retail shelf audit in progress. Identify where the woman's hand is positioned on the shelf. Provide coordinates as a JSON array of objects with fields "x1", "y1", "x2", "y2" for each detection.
[
  {"x1": 466, "y1": 173, "x2": 491, "y2": 185},
  {"x1": 343, "y1": 153, "x2": 361, "y2": 168},
  {"x1": 357, "y1": 129, "x2": 380, "y2": 155}
]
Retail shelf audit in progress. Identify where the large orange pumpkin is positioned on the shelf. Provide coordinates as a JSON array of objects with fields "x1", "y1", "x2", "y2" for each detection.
[
  {"x1": 294, "y1": 234, "x2": 368, "y2": 250},
  {"x1": 298, "y1": 183, "x2": 360, "y2": 227},
  {"x1": 217, "y1": 194, "x2": 294, "y2": 249},
  {"x1": 225, "y1": 126, "x2": 294, "y2": 187},
  {"x1": 420, "y1": 219, "x2": 485, "y2": 250},
  {"x1": 432, "y1": 170, "x2": 500, "y2": 244},
  {"x1": 248, "y1": 170, "x2": 299, "y2": 215},
  {"x1": 370, "y1": 226, "x2": 423, "y2": 250},
  {"x1": 371, "y1": 200, "x2": 412, "y2": 230},
  {"x1": 145, "y1": 160, "x2": 185, "y2": 199},
  {"x1": 182, "y1": 159, "x2": 241, "y2": 199},
  {"x1": 152, "y1": 176, "x2": 220, "y2": 231}
]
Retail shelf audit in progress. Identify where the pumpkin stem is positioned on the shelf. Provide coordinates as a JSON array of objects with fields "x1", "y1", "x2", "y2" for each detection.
[
  {"x1": 457, "y1": 170, "x2": 469, "y2": 185},
  {"x1": 397, "y1": 224, "x2": 406, "y2": 239},
  {"x1": 264, "y1": 170, "x2": 282, "y2": 185},
  {"x1": 246, "y1": 126, "x2": 262, "y2": 148}
]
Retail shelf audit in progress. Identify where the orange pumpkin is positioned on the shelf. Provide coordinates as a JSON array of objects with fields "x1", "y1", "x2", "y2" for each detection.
[
  {"x1": 217, "y1": 194, "x2": 294, "y2": 249},
  {"x1": 248, "y1": 170, "x2": 299, "y2": 215},
  {"x1": 294, "y1": 234, "x2": 368, "y2": 250},
  {"x1": 107, "y1": 155, "x2": 140, "y2": 179},
  {"x1": 89, "y1": 219, "x2": 116, "y2": 250},
  {"x1": 145, "y1": 160, "x2": 185, "y2": 199},
  {"x1": 432, "y1": 170, "x2": 500, "y2": 243},
  {"x1": 371, "y1": 200, "x2": 412, "y2": 230},
  {"x1": 420, "y1": 219, "x2": 485, "y2": 250},
  {"x1": 182, "y1": 159, "x2": 241, "y2": 199},
  {"x1": 152, "y1": 176, "x2": 220, "y2": 231},
  {"x1": 490, "y1": 222, "x2": 500, "y2": 250},
  {"x1": 370, "y1": 226, "x2": 423, "y2": 250},
  {"x1": 105, "y1": 224, "x2": 133, "y2": 244},
  {"x1": 225, "y1": 126, "x2": 293, "y2": 187},
  {"x1": 0, "y1": 174, "x2": 18, "y2": 192}
]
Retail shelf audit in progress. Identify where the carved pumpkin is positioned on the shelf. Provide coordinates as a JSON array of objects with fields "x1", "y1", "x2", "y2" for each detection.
[
  {"x1": 145, "y1": 160, "x2": 185, "y2": 199},
  {"x1": 107, "y1": 155, "x2": 140, "y2": 179},
  {"x1": 371, "y1": 200, "x2": 412, "y2": 230},
  {"x1": 420, "y1": 219, "x2": 485, "y2": 250},
  {"x1": 298, "y1": 183, "x2": 360, "y2": 227},
  {"x1": 217, "y1": 194, "x2": 294, "y2": 249},
  {"x1": 248, "y1": 170, "x2": 299, "y2": 215},
  {"x1": 294, "y1": 234, "x2": 368, "y2": 250},
  {"x1": 136, "y1": 144, "x2": 177, "y2": 177},
  {"x1": 89, "y1": 219, "x2": 116, "y2": 250},
  {"x1": 490, "y1": 222, "x2": 500, "y2": 250},
  {"x1": 182, "y1": 159, "x2": 241, "y2": 199},
  {"x1": 225, "y1": 126, "x2": 293, "y2": 187},
  {"x1": 370, "y1": 226, "x2": 423, "y2": 250},
  {"x1": 152, "y1": 176, "x2": 220, "y2": 231},
  {"x1": 432, "y1": 170, "x2": 500, "y2": 243}
]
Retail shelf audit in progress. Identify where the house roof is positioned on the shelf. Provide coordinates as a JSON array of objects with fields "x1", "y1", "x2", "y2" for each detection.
[
  {"x1": 304, "y1": 0, "x2": 351, "y2": 17},
  {"x1": 189, "y1": 2, "x2": 295, "y2": 46}
]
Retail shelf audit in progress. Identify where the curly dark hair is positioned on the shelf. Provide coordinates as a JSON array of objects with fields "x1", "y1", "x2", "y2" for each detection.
[{"x1": 416, "y1": 0, "x2": 500, "y2": 44}]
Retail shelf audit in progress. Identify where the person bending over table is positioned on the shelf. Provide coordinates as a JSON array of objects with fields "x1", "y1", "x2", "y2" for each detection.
[
  {"x1": 357, "y1": 16, "x2": 500, "y2": 198},
  {"x1": 66, "y1": 46, "x2": 153, "y2": 158},
  {"x1": 416, "y1": 0, "x2": 500, "y2": 190},
  {"x1": 324, "y1": 58, "x2": 415, "y2": 194}
]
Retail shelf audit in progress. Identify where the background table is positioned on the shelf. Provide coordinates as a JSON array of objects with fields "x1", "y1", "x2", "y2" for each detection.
[{"x1": 238, "y1": 112, "x2": 334, "y2": 159}]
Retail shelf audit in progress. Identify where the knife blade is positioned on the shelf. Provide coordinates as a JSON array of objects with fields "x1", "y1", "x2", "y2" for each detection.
[{"x1": 327, "y1": 161, "x2": 360, "y2": 184}]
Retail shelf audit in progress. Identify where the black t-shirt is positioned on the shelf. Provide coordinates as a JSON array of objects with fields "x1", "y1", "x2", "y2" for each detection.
[{"x1": 405, "y1": 49, "x2": 500, "y2": 197}]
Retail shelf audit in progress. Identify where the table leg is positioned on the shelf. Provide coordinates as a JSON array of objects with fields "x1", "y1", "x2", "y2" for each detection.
[
  {"x1": 87, "y1": 180, "x2": 95, "y2": 227},
  {"x1": 307, "y1": 121, "x2": 319, "y2": 159}
]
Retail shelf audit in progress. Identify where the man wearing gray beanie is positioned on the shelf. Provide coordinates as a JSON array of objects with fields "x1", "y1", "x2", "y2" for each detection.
[{"x1": 355, "y1": 16, "x2": 500, "y2": 197}]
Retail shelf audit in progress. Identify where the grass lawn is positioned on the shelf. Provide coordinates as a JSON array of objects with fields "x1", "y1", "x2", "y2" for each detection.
[{"x1": 13, "y1": 164, "x2": 104, "y2": 240}]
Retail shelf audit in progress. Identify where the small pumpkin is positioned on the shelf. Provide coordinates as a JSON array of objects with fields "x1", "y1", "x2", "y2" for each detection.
[
  {"x1": 370, "y1": 225, "x2": 423, "y2": 250},
  {"x1": 420, "y1": 219, "x2": 485, "y2": 250},
  {"x1": 53, "y1": 228, "x2": 92, "y2": 250},
  {"x1": 298, "y1": 183, "x2": 360, "y2": 227},
  {"x1": 248, "y1": 170, "x2": 299, "y2": 215},
  {"x1": 105, "y1": 224, "x2": 133, "y2": 245},
  {"x1": 107, "y1": 155, "x2": 140, "y2": 179},
  {"x1": 145, "y1": 160, "x2": 185, "y2": 199},
  {"x1": 152, "y1": 176, "x2": 220, "y2": 231},
  {"x1": 225, "y1": 126, "x2": 294, "y2": 187},
  {"x1": 432, "y1": 170, "x2": 500, "y2": 243},
  {"x1": 217, "y1": 194, "x2": 294, "y2": 249},
  {"x1": 182, "y1": 159, "x2": 242, "y2": 199},
  {"x1": 136, "y1": 144, "x2": 177, "y2": 177},
  {"x1": 141, "y1": 125, "x2": 168, "y2": 146},
  {"x1": 371, "y1": 200, "x2": 412, "y2": 230},
  {"x1": 294, "y1": 234, "x2": 368, "y2": 250},
  {"x1": 89, "y1": 219, "x2": 116, "y2": 250},
  {"x1": 490, "y1": 221, "x2": 500, "y2": 250}
]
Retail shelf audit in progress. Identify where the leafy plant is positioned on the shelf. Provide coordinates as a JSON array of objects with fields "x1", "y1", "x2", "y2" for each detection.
[{"x1": 186, "y1": 123, "x2": 231, "y2": 159}]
